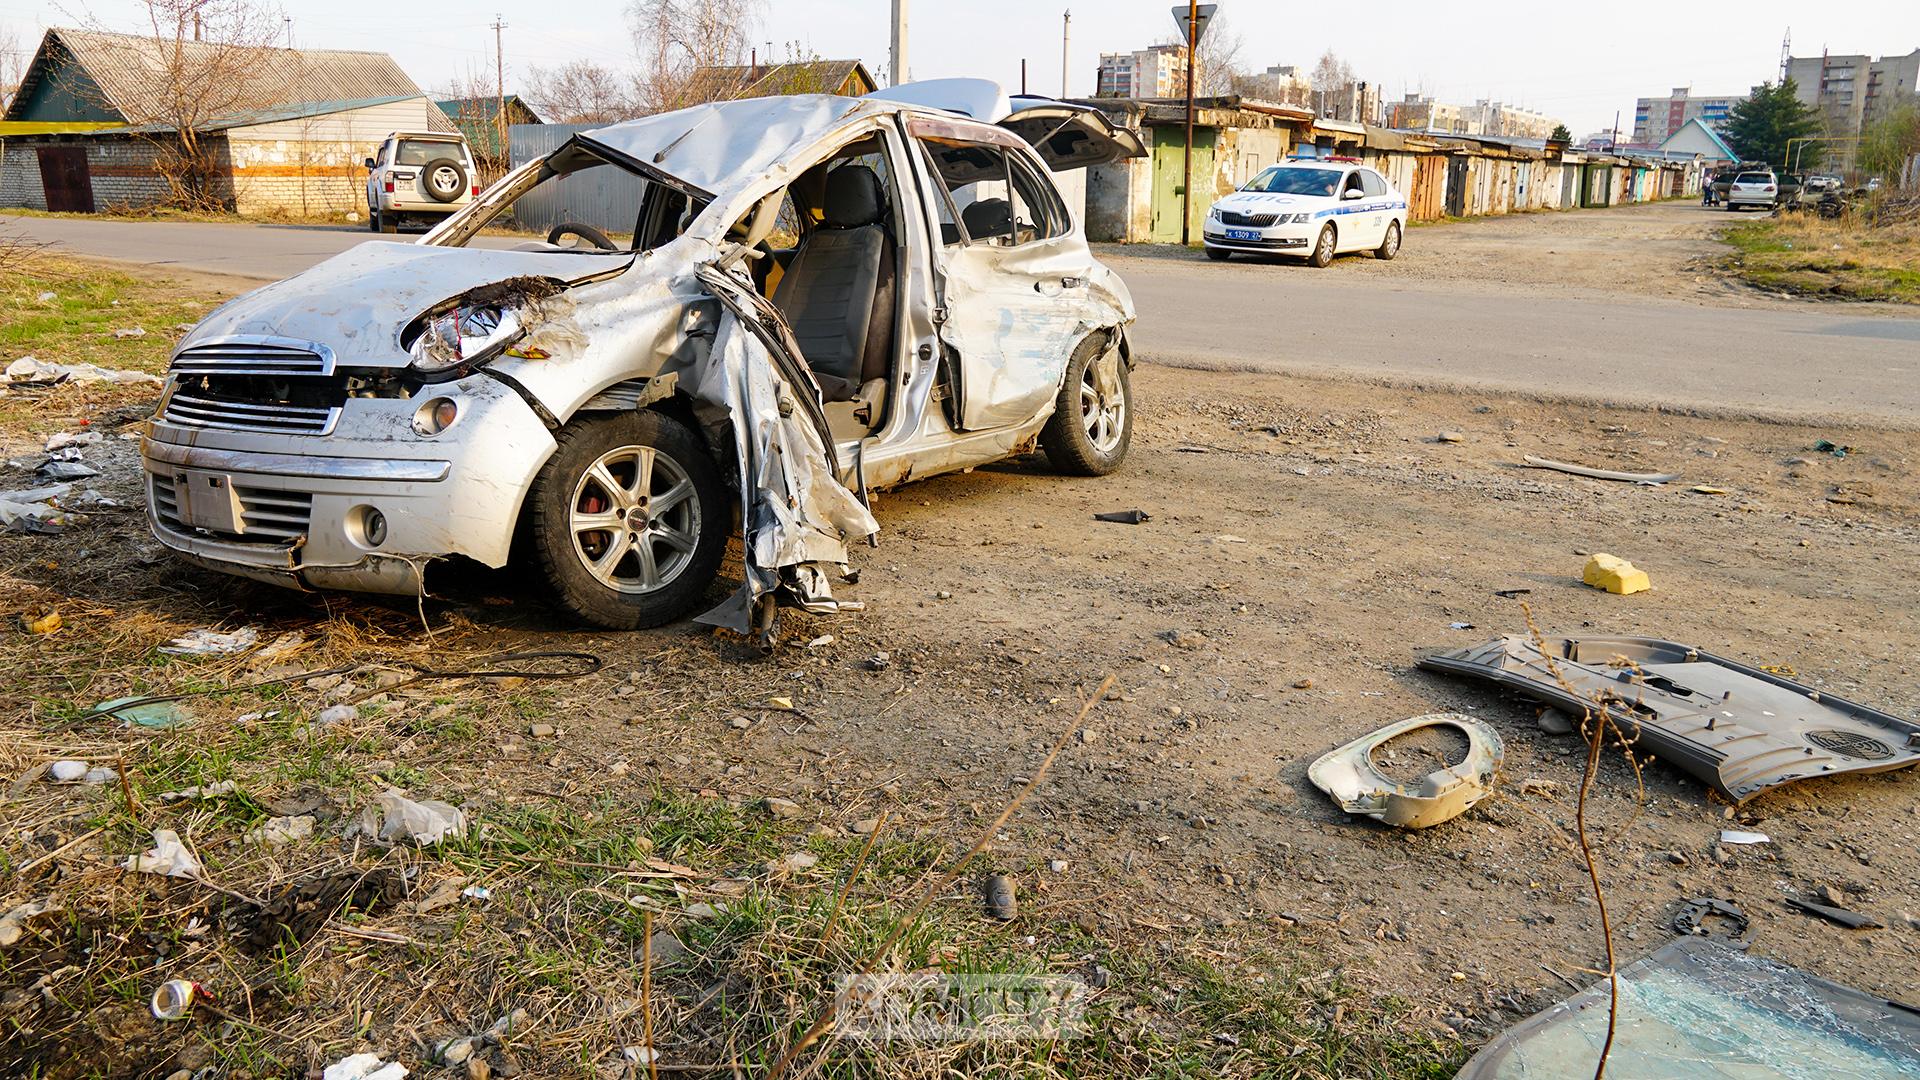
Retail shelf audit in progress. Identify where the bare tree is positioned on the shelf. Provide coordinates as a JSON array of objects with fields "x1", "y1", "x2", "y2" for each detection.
[
  {"x1": 75, "y1": 1, "x2": 288, "y2": 210},
  {"x1": 1194, "y1": 14, "x2": 1246, "y2": 97},
  {"x1": 1, "y1": 24, "x2": 26, "y2": 112},
  {"x1": 625, "y1": 0, "x2": 765, "y2": 113},
  {"x1": 526, "y1": 59, "x2": 635, "y2": 124},
  {"x1": 436, "y1": 63, "x2": 514, "y2": 181}
]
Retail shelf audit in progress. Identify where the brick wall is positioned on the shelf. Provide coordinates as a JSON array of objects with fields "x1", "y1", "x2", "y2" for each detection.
[
  {"x1": 228, "y1": 136, "x2": 376, "y2": 216},
  {"x1": 0, "y1": 143, "x2": 49, "y2": 209},
  {"x1": 0, "y1": 133, "x2": 233, "y2": 211}
]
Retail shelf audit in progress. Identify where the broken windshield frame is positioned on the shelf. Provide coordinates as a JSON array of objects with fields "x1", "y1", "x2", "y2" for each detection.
[{"x1": 424, "y1": 140, "x2": 708, "y2": 252}]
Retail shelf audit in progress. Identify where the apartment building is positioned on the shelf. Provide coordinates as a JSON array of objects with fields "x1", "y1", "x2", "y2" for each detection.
[
  {"x1": 1095, "y1": 45, "x2": 1188, "y2": 98},
  {"x1": 1631, "y1": 87, "x2": 1741, "y2": 145},
  {"x1": 1787, "y1": 49, "x2": 1920, "y2": 138}
]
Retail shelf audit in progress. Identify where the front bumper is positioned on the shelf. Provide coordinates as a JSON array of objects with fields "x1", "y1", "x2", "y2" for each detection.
[
  {"x1": 142, "y1": 372, "x2": 555, "y2": 594},
  {"x1": 1201, "y1": 224, "x2": 1315, "y2": 254}
]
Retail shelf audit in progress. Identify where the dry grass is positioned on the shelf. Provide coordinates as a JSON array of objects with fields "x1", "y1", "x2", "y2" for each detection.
[
  {"x1": 0, "y1": 582, "x2": 1463, "y2": 1079},
  {"x1": 1721, "y1": 203, "x2": 1920, "y2": 303}
]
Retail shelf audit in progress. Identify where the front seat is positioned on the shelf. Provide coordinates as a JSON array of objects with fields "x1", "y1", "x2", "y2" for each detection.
[{"x1": 773, "y1": 165, "x2": 895, "y2": 402}]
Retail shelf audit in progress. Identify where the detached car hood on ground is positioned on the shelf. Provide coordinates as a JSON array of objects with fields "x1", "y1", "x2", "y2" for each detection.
[{"x1": 180, "y1": 242, "x2": 632, "y2": 367}]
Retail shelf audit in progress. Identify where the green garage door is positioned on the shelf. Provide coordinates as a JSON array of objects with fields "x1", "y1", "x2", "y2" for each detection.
[{"x1": 1150, "y1": 126, "x2": 1215, "y2": 244}]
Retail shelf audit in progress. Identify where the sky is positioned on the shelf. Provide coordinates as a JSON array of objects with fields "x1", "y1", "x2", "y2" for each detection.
[{"x1": 5, "y1": 0, "x2": 1919, "y2": 135}]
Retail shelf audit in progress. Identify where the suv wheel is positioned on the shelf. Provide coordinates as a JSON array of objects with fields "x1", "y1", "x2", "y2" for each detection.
[
  {"x1": 367, "y1": 205, "x2": 380, "y2": 232},
  {"x1": 528, "y1": 411, "x2": 728, "y2": 629},
  {"x1": 423, "y1": 157, "x2": 468, "y2": 204},
  {"x1": 1042, "y1": 336, "x2": 1131, "y2": 476}
]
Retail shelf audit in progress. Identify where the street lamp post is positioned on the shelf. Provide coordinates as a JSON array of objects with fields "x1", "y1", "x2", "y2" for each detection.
[{"x1": 1181, "y1": 0, "x2": 1197, "y2": 245}]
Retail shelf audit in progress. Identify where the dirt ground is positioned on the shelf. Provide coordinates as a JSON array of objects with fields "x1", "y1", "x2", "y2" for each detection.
[
  {"x1": 5, "y1": 213, "x2": 1920, "y2": 1071},
  {"x1": 1105, "y1": 199, "x2": 1837, "y2": 308}
]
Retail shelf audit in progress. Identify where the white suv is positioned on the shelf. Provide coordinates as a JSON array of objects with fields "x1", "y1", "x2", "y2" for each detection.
[
  {"x1": 364, "y1": 132, "x2": 479, "y2": 232},
  {"x1": 1725, "y1": 170, "x2": 1778, "y2": 211}
]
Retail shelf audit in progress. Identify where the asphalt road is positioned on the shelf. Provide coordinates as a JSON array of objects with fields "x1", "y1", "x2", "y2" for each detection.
[{"x1": 8, "y1": 210, "x2": 1919, "y2": 426}]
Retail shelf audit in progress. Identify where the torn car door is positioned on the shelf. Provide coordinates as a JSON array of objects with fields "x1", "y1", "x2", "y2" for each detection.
[
  {"x1": 688, "y1": 264, "x2": 878, "y2": 635},
  {"x1": 1419, "y1": 635, "x2": 1920, "y2": 804}
]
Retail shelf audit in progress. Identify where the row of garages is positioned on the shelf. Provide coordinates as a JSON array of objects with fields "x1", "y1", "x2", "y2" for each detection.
[{"x1": 1079, "y1": 98, "x2": 1702, "y2": 244}]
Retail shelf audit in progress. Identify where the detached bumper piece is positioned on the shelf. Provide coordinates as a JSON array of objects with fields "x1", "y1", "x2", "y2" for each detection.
[
  {"x1": 1308, "y1": 713, "x2": 1505, "y2": 829},
  {"x1": 1419, "y1": 635, "x2": 1920, "y2": 804}
]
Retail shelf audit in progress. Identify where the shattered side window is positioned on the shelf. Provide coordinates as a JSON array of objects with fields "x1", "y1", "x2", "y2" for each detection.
[
  {"x1": 1007, "y1": 152, "x2": 1068, "y2": 242},
  {"x1": 916, "y1": 138, "x2": 1016, "y2": 247}
]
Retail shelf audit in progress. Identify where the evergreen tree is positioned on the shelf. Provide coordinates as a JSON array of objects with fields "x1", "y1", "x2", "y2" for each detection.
[
  {"x1": 1549, "y1": 123, "x2": 1572, "y2": 143},
  {"x1": 1723, "y1": 79, "x2": 1822, "y2": 170}
]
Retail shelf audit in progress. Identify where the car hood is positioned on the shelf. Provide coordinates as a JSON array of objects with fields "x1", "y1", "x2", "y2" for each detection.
[
  {"x1": 178, "y1": 241, "x2": 633, "y2": 367},
  {"x1": 1211, "y1": 190, "x2": 1327, "y2": 213}
]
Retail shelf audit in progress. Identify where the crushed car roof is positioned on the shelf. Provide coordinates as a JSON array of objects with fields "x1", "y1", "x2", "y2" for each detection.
[{"x1": 581, "y1": 95, "x2": 874, "y2": 199}]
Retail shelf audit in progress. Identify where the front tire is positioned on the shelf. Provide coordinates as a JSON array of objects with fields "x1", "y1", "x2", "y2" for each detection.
[
  {"x1": 1308, "y1": 224, "x2": 1337, "y2": 268},
  {"x1": 1375, "y1": 220, "x2": 1402, "y2": 260},
  {"x1": 1204, "y1": 246, "x2": 1231, "y2": 261},
  {"x1": 1043, "y1": 336, "x2": 1132, "y2": 477},
  {"x1": 367, "y1": 205, "x2": 380, "y2": 232},
  {"x1": 528, "y1": 410, "x2": 728, "y2": 630}
]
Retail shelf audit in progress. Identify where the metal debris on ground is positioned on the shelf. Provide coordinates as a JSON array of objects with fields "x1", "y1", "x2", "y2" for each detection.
[
  {"x1": 1785, "y1": 896, "x2": 1882, "y2": 930},
  {"x1": 149, "y1": 978, "x2": 207, "y2": 1021},
  {"x1": 983, "y1": 872, "x2": 1019, "y2": 920},
  {"x1": 1419, "y1": 635, "x2": 1920, "y2": 803},
  {"x1": 1454, "y1": 937, "x2": 1920, "y2": 1079},
  {"x1": 1308, "y1": 713, "x2": 1504, "y2": 828},
  {"x1": 1582, "y1": 552, "x2": 1651, "y2": 594},
  {"x1": 1671, "y1": 897, "x2": 1751, "y2": 948},
  {"x1": 1719, "y1": 830, "x2": 1771, "y2": 845},
  {"x1": 1493, "y1": 588, "x2": 1532, "y2": 598},
  {"x1": 159, "y1": 627, "x2": 261, "y2": 656},
  {"x1": 1522, "y1": 455, "x2": 1679, "y2": 485},
  {"x1": 1093, "y1": 509, "x2": 1151, "y2": 524}
]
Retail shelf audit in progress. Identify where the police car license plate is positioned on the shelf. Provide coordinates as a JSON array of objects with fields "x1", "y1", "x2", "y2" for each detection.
[{"x1": 1225, "y1": 228, "x2": 1260, "y2": 241}]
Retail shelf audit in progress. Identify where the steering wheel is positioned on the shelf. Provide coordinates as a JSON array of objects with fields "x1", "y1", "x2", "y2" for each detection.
[{"x1": 547, "y1": 221, "x2": 618, "y2": 251}]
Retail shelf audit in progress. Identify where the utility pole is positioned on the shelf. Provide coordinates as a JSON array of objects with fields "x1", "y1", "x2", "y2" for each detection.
[
  {"x1": 282, "y1": 16, "x2": 291, "y2": 48},
  {"x1": 890, "y1": 0, "x2": 908, "y2": 88},
  {"x1": 491, "y1": 15, "x2": 508, "y2": 164},
  {"x1": 1021, "y1": 58, "x2": 1027, "y2": 95},
  {"x1": 1061, "y1": 10, "x2": 1071, "y2": 97},
  {"x1": 1181, "y1": 0, "x2": 1197, "y2": 245}
]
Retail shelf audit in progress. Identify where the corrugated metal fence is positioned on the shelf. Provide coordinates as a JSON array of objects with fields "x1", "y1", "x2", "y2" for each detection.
[{"x1": 507, "y1": 124, "x2": 647, "y2": 236}]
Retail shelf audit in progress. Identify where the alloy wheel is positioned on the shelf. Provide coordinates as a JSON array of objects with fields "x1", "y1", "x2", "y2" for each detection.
[
  {"x1": 1079, "y1": 359, "x2": 1127, "y2": 455},
  {"x1": 568, "y1": 444, "x2": 701, "y2": 594}
]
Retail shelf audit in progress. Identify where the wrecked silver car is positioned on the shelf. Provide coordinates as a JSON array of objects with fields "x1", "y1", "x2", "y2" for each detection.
[{"x1": 140, "y1": 83, "x2": 1143, "y2": 631}]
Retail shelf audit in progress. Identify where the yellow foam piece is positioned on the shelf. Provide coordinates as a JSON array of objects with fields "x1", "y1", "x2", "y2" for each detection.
[{"x1": 1583, "y1": 553, "x2": 1650, "y2": 595}]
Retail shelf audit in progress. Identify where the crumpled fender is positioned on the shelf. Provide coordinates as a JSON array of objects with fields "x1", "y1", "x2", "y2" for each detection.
[{"x1": 1308, "y1": 714, "x2": 1505, "y2": 828}]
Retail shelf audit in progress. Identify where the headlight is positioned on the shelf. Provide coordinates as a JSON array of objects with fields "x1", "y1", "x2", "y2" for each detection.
[
  {"x1": 407, "y1": 305, "x2": 522, "y2": 374},
  {"x1": 1208, "y1": 206, "x2": 1221, "y2": 221}
]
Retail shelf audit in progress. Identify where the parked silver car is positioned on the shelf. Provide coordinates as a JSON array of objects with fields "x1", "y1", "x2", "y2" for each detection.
[
  {"x1": 143, "y1": 82, "x2": 1144, "y2": 632},
  {"x1": 1725, "y1": 170, "x2": 1777, "y2": 211}
]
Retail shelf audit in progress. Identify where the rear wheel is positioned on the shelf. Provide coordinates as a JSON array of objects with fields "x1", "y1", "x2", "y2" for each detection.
[
  {"x1": 1204, "y1": 247, "x2": 1231, "y2": 261},
  {"x1": 528, "y1": 410, "x2": 728, "y2": 629},
  {"x1": 1307, "y1": 224, "x2": 1337, "y2": 268},
  {"x1": 1043, "y1": 336, "x2": 1131, "y2": 477},
  {"x1": 1375, "y1": 220, "x2": 1402, "y2": 260},
  {"x1": 367, "y1": 205, "x2": 380, "y2": 232}
]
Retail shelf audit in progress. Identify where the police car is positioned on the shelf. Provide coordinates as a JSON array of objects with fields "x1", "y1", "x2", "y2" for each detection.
[{"x1": 1201, "y1": 159, "x2": 1407, "y2": 267}]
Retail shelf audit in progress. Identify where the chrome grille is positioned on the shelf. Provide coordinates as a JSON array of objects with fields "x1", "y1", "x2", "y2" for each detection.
[
  {"x1": 149, "y1": 473, "x2": 312, "y2": 544},
  {"x1": 171, "y1": 338, "x2": 334, "y2": 377},
  {"x1": 1219, "y1": 210, "x2": 1279, "y2": 227},
  {"x1": 162, "y1": 391, "x2": 341, "y2": 436}
]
